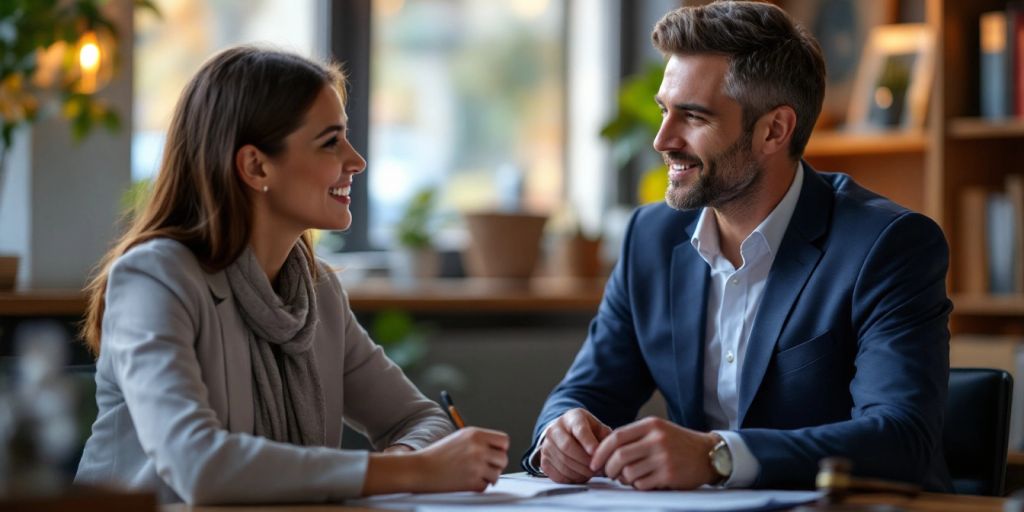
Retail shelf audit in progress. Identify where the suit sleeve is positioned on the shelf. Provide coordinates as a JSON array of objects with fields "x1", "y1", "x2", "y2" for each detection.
[
  {"x1": 522, "y1": 209, "x2": 658, "y2": 469},
  {"x1": 738, "y1": 212, "x2": 951, "y2": 488},
  {"x1": 105, "y1": 247, "x2": 370, "y2": 504}
]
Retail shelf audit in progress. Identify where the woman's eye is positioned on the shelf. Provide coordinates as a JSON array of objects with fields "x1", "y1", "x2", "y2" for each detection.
[{"x1": 322, "y1": 136, "x2": 339, "y2": 149}]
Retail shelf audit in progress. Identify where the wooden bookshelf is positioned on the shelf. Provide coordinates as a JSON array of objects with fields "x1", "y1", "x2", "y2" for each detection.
[
  {"x1": 802, "y1": 0, "x2": 1024, "y2": 337},
  {"x1": 804, "y1": 130, "x2": 927, "y2": 157},
  {"x1": 948, "y1": 117, "x2": 1024, "y2": 139},
  {"x1": 952, "y1": 294, "x2": 1024, "y2": 316}
]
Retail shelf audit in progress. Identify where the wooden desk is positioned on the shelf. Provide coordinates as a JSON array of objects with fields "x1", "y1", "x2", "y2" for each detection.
[{"x1": 160, "y1": 492, "x2": 1005, "y2": 512}]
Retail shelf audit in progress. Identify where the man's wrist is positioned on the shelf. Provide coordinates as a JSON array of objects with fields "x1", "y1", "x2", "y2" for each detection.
[{"x1": 706, "y1": 432, "x2": 730, "y2": 485}]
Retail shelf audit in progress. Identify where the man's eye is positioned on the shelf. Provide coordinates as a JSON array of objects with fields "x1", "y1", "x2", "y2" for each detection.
[{"x1": 322, "y1": 136, "x2": 339, "y2": 149}]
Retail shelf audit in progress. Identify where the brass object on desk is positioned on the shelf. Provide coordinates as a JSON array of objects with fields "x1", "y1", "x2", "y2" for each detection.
[
  {"x1": 793, "y1": 457, "x2": 919, "y2": 511},
  {"x1": 816, "y1": 457, "x2": 920, "y2": 503}
]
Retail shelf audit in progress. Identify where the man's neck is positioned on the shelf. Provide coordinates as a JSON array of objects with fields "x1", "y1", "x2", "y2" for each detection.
[{"x1": 713, "y1": 162, "x2": 798, "y2": 268}]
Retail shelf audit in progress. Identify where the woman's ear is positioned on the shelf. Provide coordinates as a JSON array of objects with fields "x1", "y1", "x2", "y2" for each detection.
[{"x1": 235, "y1": 144, "x2": 269, "y2": 193}]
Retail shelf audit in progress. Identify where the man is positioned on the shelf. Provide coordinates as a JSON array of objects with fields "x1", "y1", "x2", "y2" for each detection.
[{"x1": 523, "y1": 1, "x2": 951, "y2": 491}]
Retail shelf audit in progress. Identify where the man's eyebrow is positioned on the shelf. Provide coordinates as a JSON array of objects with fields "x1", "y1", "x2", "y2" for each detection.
[
  {"x1": 654, "y1": 96, "x2": 716, "y2": 117},
  {"x1": 314, "y1": 124, "x2": 343, "y2": 139}
]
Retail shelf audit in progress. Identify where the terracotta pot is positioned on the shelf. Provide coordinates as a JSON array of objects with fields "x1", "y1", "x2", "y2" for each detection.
[
  {"x1": 554, "y1": 235, "x2": 604, "y2": 278},
  {"x1": 0, "y1": 254, "x2": 19, "y2": 291},
  {"x1": 464, "y1": 213, "x2": 547, "y2": 278},
  {"x1": 390, "y1": 247, "x2": 441, "y2": 281}
]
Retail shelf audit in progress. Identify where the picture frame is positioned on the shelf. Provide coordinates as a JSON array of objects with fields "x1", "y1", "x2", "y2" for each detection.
[
  {"x1": 846, "y1": 23, "x2": 936, "y2": 132},
  {"x1": 783, "y1": 0, "x2": 896, "y2": 129}
]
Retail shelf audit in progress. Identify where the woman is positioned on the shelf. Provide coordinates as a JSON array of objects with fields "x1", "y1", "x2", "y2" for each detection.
[{"x1": 75, "y1": 46, "x2": 508, "y2": 505}]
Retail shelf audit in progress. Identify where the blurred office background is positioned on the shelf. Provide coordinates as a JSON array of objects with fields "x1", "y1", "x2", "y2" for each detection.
[{"x1": 3, "y1": 0, "x2": 1024, "y2": 485}]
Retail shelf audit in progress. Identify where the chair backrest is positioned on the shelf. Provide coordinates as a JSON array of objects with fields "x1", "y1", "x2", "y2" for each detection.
[{"x1": 944, "y1": 367, "x2": 1012, "y2": 496}]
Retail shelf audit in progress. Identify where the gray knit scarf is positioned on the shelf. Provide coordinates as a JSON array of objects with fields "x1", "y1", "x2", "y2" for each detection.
[{"x1": 224, "y1": 244, "x2": 326, "y2": 446}]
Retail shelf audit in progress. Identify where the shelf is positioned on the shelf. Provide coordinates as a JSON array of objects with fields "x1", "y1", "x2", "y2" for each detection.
[
  {"x1": 0, "y1": 277, "x2": 607, "y2": 317},
  {"x1": 340, "y1": 277, "x2": 605, "y2": 313},
  {"x1": 952, "y1": 294, "x2": 1024, "y2": 316},
  {"x1": 804, "y1": 130, "x2": 927, "y2": 158},
  {"x1": 0, "y1": 289, "x2": 87, "y2": 316},
  {"x1": 947, "y1": 118, "x2": 1024, "y2": 140}
]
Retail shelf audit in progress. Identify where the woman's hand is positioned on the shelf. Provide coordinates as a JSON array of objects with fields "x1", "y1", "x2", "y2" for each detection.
[
  {"x1": 414, "y1": 427, "x2": 509, "y2": 492},
  {"x1": 362, "y1": 427, "x2": 509, "y2": 496}
]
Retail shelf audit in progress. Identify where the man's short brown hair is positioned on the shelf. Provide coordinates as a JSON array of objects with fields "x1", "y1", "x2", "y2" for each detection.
[{"x1": 652, "y1": 1, "x2": 826, "y2": 158}]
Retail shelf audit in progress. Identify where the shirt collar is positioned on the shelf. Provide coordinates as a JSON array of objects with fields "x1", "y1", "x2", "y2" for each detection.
[{"x1": 690, "y1": 162, "x2": 804, "y2": 263}]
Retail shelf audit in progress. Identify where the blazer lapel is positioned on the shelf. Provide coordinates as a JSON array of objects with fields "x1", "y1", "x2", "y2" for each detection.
[
  {"x1": 203, "y1": 270, "x2": 255, "y2": 433},
  {"x1": 737, "y1": 164, "x2": 831, "y2": 425},
  {"x1": 670, "y1": 215, "x2": 711, "y2": 431}
]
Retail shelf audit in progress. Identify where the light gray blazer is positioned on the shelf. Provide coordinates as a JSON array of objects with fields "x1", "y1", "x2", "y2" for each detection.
[{"x1": 74, "y1": 239, "x2": 452, "y2": 504}]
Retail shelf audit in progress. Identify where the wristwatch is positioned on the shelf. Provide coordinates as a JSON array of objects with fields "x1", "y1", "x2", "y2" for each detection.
[{"x1": 708, "y1": 437, "x2": 733, "y2": 485}]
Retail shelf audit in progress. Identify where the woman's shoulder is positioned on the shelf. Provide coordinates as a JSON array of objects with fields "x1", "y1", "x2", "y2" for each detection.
[{"x1": 111, "y1": 238, "x2": 209, "y2": 293}]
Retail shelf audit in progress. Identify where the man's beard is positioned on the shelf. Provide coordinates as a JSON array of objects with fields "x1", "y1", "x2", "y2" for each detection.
[{"x1": 665, "y1": 130, "x2": 762, "y2": 211}]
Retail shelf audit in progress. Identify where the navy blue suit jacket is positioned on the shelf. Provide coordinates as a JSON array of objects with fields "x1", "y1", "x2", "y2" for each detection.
[{"x1": 527, "y1": 164, "x2": 953, "y2": 490}]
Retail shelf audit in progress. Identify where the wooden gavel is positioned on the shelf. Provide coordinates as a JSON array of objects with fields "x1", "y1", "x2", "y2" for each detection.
[{"x1": 815, "y1": 457, "x2": 921, "y2": 504}]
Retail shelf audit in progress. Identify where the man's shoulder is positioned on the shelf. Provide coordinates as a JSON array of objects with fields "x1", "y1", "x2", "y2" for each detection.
[{"x1": 814, "y1": 170, "x2": 943, "y2": 244}]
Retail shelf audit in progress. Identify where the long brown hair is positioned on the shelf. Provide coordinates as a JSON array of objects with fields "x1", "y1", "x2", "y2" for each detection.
[{"x1": 82, "y1": 46, "x2": 346, "y2": 354}]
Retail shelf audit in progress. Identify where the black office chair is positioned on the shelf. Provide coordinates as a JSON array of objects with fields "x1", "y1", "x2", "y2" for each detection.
[{"x1": 944, "y1": 367, "x2": 1013, "y2": 496}]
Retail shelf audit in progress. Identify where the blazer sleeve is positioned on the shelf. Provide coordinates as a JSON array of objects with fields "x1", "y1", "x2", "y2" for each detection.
[
  {"x1": 104, "y1": 246, "x2": 369, "y2": 505},
  {"x1": 330, "y1": 273, "x2": 453, "y2": 450},
  {"x1": 524, "y1": 209, "x2": 658, "y2": 461},
  {"x1": 738, "y1": 212, "x2": 952, "y2": 488}
]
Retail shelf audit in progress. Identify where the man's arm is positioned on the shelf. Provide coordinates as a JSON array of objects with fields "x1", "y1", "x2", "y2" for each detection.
[
  {"x1": 522, "y1": 209, "x2": 659, "y2": 472},
  {"x1": 739, "y1": 211, "x2": 951, "y2": 489}
]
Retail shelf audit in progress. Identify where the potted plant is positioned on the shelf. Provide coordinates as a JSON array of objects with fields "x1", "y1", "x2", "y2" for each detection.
[
  {"x1": 0, "y1": 0, "x2": 158, "y2": 289},
  {"x1": 391, "y1": 187, "x2": 441, "y2": 281},
  {"x1": 600, "y1": 61, "x2": 668, "y2": 205}
]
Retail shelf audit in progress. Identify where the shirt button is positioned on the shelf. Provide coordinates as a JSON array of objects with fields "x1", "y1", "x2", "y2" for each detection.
[
  {"x1": 726, "y1": 351, "x2": 735, "y2": 363},
  {"x1": 730, "y1": 278, "x2": 739, "y2": 285}
]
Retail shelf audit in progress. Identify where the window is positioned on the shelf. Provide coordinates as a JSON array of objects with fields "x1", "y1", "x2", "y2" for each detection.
[
  {"x1": 367, "y1": 0, "x2": 566, "y2": 249},
  {"x1": 132, "y1": 0, "x2": 325, "y2": 182}
]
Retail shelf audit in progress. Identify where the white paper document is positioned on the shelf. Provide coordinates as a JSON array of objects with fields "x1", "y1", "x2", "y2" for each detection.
[{"x1": 350, "y1": 472, "x2": 822, "y2": 511}]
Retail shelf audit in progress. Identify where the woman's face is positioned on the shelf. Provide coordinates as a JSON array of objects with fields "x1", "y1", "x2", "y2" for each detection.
[{"x1": 262, "y1": 85, "x2": 366, "y2": 232}]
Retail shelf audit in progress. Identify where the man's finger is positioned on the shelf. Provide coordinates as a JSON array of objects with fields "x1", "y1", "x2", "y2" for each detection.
[
  {"x1": 543, "y1": 451, "x2": 590, "y2": 482},
  {"x1": 603, "y1": 440, "x2": 647, "y2": 479},
  {"x1": 550, "y1": 429, "x2": 595, "y2": 468},
  {"x1": 620, "y1": 457, "x2": 658, "y2": 486},
  {"x1": 572, "y1": 421, "x2": 601, "y2": 455},
  {"x1": 590, "y1": 422, "x2": 649, "y2": 471}
]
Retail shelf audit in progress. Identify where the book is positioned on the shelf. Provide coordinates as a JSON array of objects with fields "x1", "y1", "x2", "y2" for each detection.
[
  {"x1": 959, "y1": 188, "x2": 990, "y2": 295},
  {"x1": 1010, "y1": 3, "x2": 1024, "y2": 117},
  {"x1": 987, "y1": 193, "x2": 1016, "y2": 294},
  {"x1": 1006, "y1": 174, "x2": 1024, "y2": 292},
  {"x1": 981, "y1": 11, "x2": 1011, "y2": 119}
]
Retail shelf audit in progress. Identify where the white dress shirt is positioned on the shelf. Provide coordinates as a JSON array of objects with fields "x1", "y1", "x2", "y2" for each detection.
[{"x1": 694, "y1": 163, "x2": 803, "y2": 486}]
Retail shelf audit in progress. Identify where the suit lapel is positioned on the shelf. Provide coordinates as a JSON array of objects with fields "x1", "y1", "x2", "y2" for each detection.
[
  {"x1": 670, "y1": 215, "x2": 711, "y2": 431},
  {"x1": 737, "y1": 164, "x2": 832, "y2": 425}
]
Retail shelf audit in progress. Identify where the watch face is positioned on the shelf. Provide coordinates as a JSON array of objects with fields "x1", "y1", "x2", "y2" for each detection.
[{"x1": 712, "y1": 442, "x2": 733, "y2": 477}]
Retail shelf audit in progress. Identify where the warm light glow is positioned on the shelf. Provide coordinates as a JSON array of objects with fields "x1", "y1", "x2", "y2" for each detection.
[
  {"x1": 79, "y1": 41, "x2": 101, "y2": 72},
  {"x1": 377, "y1": 0, "x2": 405, "y2": 18},
  {"x1": 874, "y1": 86, "x2": 894, "y2": 109},
  {"x1": 76, "y1": 32, "x2": 103, "y2": 94},
  {"x1": 509, "y1": 0, "x2": 550, "y2": 19}
]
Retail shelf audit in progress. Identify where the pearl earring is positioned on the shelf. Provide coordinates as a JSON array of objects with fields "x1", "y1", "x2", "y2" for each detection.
[{"x1": 262, "y1": 185, "x2": 268, "y2": 193}]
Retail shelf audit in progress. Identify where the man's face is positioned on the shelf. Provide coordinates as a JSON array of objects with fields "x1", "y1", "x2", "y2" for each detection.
[{"x1": 654, "y1": 54, "x2": 763, "y2": 211}]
